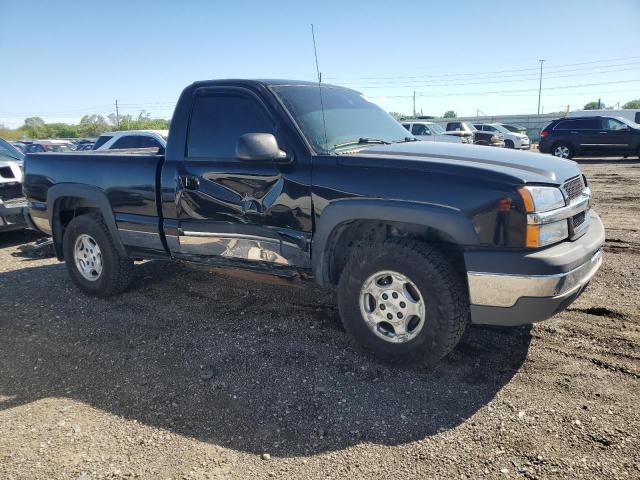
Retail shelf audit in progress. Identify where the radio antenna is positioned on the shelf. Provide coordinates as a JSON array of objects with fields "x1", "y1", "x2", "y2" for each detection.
[{"x1": 311, "y1": 24, "x2": 328, "y2": 149}]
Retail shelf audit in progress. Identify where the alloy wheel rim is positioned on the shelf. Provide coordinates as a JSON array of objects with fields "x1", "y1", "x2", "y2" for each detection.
[
  {"x1": 359, "y1": 270, "x2": 426, "y2": 344},
  {"x1": 554, "y1": 145, "x2": 570, "y2": 158},
  {"x1": 73, "y1": 234, "x2": 103, "y2": 281}
]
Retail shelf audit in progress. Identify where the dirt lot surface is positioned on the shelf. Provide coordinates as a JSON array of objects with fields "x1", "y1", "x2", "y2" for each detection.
[{"x1": 1, "y1": 160, "x2": 639, "y2": 480}]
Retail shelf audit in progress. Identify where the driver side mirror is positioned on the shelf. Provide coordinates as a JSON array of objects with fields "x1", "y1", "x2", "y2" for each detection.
[{"x1": 236, "y1": 133, "x2": 291, "y2": 164}]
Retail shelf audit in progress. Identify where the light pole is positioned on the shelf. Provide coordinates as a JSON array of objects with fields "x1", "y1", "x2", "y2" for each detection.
[{"x1": 537, "y1": 59, "x2": 545, "y2": 115}]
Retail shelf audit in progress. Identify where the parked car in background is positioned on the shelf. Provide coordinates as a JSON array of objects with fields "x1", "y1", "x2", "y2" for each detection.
[
  {"x1": 538, "y1": 116, "x2": 640, "y2": 159},
  {"x1": 436, "y1": 121, "x2": 505, "y2": 147},
  {"x1": 501, "y1": 124, "x2": 528, "y2": 135},
  {"x1": 10, "y1": 142, "x2": 28, "y2": 153},
  {"x1": 474, "y1": 123, "x2": 530, "y2": 149},
  {"x1": 0, "y1": 138, "x2": 30, "y2": 232},
  {"x1": 25, "y1": 140, "x2": 76, "y2": 153},
  {"x1": 76, "y1": 143, "x2": 95, "y2": 151},
  {"x1": 92, "y1": 130, "x2": 168, "y2": 151},
  {"x1": 568, "y1": 109, "x2": 640, "y2": 124},
  {"x1": 401, "y1": 121, "x2": 469, "y2": 144}
]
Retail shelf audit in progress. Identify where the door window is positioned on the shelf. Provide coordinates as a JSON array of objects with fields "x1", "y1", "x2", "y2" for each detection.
[
  {"x1": 411, "y1": 124, "x2": 428, "y2": 135},
  {"x1": 139, "y1": 136, "x2": 162, "y2": 148},
  {"x1": 601, "y1": 118, "x2": 626, "y2": 131},
  {"x1": 554, "y1": 119, "x2": 599, "y2": 130},
  {"x1": 187, "y1": 94, "x2": 275, "y2": 158},
  {"x1": 110, "y1": 136, "x2": 142, "y2": 149}
]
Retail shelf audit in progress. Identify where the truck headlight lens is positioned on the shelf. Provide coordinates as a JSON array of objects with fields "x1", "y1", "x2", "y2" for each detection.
[
  {"x1": 526, "y1": 220, "x2": 569, "y2": 248},
  {"x1": 518, "y1": 186, "x2": 565, "y2": 213}
]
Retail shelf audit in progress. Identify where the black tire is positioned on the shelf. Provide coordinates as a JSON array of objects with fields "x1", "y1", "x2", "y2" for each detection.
[
  {"x1": 551, "y1": 142, "x2": 574, "y2": 159},
  {"x1": 62, "y1": 213, "x2": 133, "y2": 297},
  {"x1": 505, "y1": 140, "x2": 514, "y2": 149},
  {"x1": 475, "y1": 140, "x2": 489, "y2": 146},
  {"x1": 337, "y1": 239, "x2": 469, "y2": 367}
]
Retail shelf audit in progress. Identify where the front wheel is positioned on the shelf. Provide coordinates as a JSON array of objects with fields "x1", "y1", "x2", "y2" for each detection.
[
  {"x1": 63, "y1": 213, "x2": 133, "y2": 297},
  {"x1": 337, "y1": 239, "x2": 469, "y2": 367},
  {"x1": 552, "y1": 142, "x2": 574, "y2": 159},
  {"x1": 505, "y1": 140, "x2": 514, "y2": 149}
]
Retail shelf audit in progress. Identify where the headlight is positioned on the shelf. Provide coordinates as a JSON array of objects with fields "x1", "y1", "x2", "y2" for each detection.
[
  {"x1": 518, "y1": 186, "x2": 565, "y2": 213},
  {"x1": 527, "y1": 220, "x2": 569, "y2": 247},
  {"x1": 518, "y1": 186, "x2": 568, "y2": 247}
]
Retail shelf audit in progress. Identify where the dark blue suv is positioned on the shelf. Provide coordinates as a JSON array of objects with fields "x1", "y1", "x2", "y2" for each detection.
[{"x1": 539, "y1": 116, "x2": 640, "y2": 159}]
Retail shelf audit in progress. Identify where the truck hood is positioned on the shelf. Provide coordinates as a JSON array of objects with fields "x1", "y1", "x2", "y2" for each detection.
[{"x1": 347, "y1": 141, "x2": 580, "y2": 185}]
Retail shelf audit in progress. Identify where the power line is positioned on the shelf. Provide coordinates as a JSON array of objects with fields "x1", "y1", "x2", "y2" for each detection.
[
  {"x1": 366, "y1": 79, "x2": 640, "y2": 98},
  {"x1": 324, "y1": 55, "x2": 640, "y2": 82},
  {"x1": 346, "y1": 65, "x2": 640, "y2": 89}
]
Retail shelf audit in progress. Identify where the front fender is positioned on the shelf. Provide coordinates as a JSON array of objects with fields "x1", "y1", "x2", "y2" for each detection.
[{"x1": 312, "y1": 199, "x2": 479, "y2": 286}]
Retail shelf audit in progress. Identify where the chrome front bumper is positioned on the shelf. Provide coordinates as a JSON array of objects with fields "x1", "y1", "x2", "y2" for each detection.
[
  {"x1": 468, "y1": 248, "x2": 602, "y2": 308},
  {"x1": 465, "y1": 211, "x2": 605, "y2": 326}
]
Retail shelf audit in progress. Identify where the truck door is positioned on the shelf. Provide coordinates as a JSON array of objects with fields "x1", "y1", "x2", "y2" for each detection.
[{"x1": 161, "y1": 86, "x2": 313, "y2": 269}]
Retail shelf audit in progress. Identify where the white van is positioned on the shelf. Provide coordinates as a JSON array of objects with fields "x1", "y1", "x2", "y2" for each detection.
[
  {"x1": 568, "y1": 109, "x2": 640, "y2": 124},
  {"x1": 92, "y1": 130, "x2": 168, "y2": 151}
]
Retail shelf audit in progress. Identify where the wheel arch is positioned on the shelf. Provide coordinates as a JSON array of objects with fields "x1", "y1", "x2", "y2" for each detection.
[
  {"x1": 312, "y1": 199, "x2": 479, "y2": 287},
  {"x1": 47, "y1": 184, "x2": 126, "y2": 260}
]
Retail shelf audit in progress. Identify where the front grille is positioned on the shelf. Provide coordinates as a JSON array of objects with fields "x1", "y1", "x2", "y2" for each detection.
[
  {"x1": 571, "y1": 211, "x2": 586, "y2": 229},
  {"x1": 0, "y1": 183, "x2": 23, "y2": 201},
  {"x1": 563, "y1": 175, "x2": 585, "y2": 201}
]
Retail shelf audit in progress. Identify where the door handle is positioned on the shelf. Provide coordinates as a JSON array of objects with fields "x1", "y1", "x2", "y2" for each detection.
[
  {"x1": 179, "y1": 175, "x2": 199, "y2": 190},
  {"x1": 599, "y1": 131, "x2": 607, "y2": 134}
]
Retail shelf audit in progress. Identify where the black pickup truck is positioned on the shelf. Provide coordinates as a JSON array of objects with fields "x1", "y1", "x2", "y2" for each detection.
[{"x1": 24, "y1": 79, "x2": 604, "y2": 366}]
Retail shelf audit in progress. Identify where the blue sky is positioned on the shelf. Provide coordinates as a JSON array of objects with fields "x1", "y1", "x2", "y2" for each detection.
[{"x1": 1, "y1": 0, "x2": 639, "y2": 127}]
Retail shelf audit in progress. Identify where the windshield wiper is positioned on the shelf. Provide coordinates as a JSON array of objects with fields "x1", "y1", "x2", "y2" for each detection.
[
  {"x1": 332, "y1": 138, "x2": 391, "y2": 150},
  {"x1": 394, "y1": 137, "x2": 419, "y2": 143}
]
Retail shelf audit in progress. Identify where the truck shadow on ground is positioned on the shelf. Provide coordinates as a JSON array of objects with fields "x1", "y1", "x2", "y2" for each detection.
[{"x1": 0, "y1": 260, "x2": 531, "y2": 457}]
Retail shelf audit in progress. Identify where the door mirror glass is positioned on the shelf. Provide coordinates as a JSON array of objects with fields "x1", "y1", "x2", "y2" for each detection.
[{"x1": 236, "y1": 133, "x2": 290, "y2": 163}]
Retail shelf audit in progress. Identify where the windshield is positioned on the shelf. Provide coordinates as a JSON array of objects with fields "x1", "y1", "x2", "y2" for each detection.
[
  {"x1": 427, "y1": 123, "x2": 445, "y2": 134},
  {"x1": 490, "y1": 124, "x2": 511, "y2": 134},
  {"x1": 0, "y1": 138, "x2": 24, "y2": 162},
  {"x1": 272, "y1": 85, "x2": 413, "y2": 153},
  {"x1": 617, "y1": 117, "x2": 640, "y2": 129}
]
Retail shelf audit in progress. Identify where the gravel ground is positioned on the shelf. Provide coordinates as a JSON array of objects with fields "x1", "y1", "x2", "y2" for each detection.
[{"x1": 1, "y1": 160, "x2": 639, "y2": 480}]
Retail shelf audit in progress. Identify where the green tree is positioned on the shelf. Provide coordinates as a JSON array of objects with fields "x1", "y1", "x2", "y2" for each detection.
[
  {"x1": 388, "y1": 111, "x2": 409, "y2": 121},
  {"x1": 46, "y1": 123, "x2": 78, "y2": 138},
  {"x1": 583, "y1": 101, "x2": 604, "y2": 110},
  {"x1": 622, "y1": 99, "x2": 640, "y2": 109},
  {"x1": 22, "y1": 117, "x2": 47, "y2": 138},
  {"x1": 443, "y1": 110, "x2": 457, "y2": 118},
  {"x1": 77, "y1": 114, "x2": 109, "y2": 137}
]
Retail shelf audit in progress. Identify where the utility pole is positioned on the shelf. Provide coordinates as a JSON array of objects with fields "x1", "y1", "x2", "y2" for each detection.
[
  {"x1": 597, "y1": 98, "x2": 602, "y2": 109},
  {"x1": 413, "y1": 91, "x2": 416, "y2": 118},
  {"x1": 537, "y1": 59, "x2": 545, "y2": 116},
  {"x1": 115, "y1": 100, "x2": 120, "y2": 130}
]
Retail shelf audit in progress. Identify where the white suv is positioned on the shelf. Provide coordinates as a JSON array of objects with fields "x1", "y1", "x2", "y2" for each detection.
[
  {"x1": 401, "y1": 121, "x2": 469, "y2": 144},
  {"x1": 92, "y1": 130, "x2": 168, "y2": 151},
  {"x1": 474, "y1": 123, "x2": 530, "y2": 149}
]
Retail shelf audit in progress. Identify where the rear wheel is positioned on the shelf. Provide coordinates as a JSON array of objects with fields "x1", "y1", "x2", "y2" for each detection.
[
  {"x1": 552, "y1": 142, "x2": 574, "y2": 159},
  {"x1": 337, "y1": 239, "x2": 469, "y2": 367},
  {"x1": 63, "y1": 213, "x2": 133, "y2": 297}
]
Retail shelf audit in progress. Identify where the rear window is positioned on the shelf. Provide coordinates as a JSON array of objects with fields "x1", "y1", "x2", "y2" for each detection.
[{"x1": 93, "y1": 135, "x2": 112, "y2": 150}]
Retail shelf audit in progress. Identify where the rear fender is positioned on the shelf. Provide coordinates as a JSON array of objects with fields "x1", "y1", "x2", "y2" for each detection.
[{"x1": 47, "y1": 184, "x2": 127, "y2": 259}]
